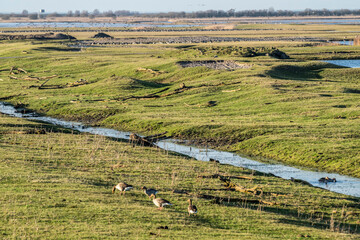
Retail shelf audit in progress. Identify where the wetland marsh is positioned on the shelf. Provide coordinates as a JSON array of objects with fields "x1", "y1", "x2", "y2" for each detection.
[{"x1": 0, "y1": 20, "x2": 359, "y2": 239}]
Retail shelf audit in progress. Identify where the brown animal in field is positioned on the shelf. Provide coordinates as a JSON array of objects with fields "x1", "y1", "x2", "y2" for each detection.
[
  {"x1": 318, "y1": 177, "x2": 337, "y2": 183},
  {"x1": 187, "y1": 199, "x2": 198, "y2": 216},
  {"x1": 150, "y1": 194, "x2": 172, "y2": 210},
  {"x1": 112, "y1": 182, "x2": 133, "y2": 195}
]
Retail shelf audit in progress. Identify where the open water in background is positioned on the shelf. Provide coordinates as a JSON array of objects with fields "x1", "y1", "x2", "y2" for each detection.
[
  {"x1": 324, "y1": 59, "x2": 360, "y2": 68},
  {"x1": 1, "y1": 18, "x2": 360, "y2": 29}
]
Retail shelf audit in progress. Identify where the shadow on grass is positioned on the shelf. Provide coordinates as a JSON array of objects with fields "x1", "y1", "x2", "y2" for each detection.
[
  {"x1": 0, "y1": 122, "x2": 77, "y2": 134},
  {"x1": 201, "y1": 195, "x2": 360, "y2": 234},
  {"x1": 34, "y1": 46, "x2": 81, "y2": 52},
  {"x1": 266, "y1": 63, "x2": 343, "y2": 81},
  {"x1": 175, "y1": 45, "x2": 196, "y2": 49},
  {"x1": 343, "y1": 88, "x2": 360, "y2": 94},
  {"x1": 130, "y1": 78, "x2": 169, "y2": 89}
]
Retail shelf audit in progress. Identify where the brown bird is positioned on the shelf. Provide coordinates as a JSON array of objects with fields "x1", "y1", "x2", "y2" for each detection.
[
  {"x1": 112, "y1": 182, "x2": 133, "y2": 195},
  {"x1": 318, "y1": 177, "x2": 337, "y2": 183},
  {"x1": 141, "y1": 186, "x2": 158, "y2": 199},
  {"x1": 150, "y1": 194, "x2": 172, "y2": 210},
  {"x1": 187, "y1": 199, "x2": 198, "y2": 216}
]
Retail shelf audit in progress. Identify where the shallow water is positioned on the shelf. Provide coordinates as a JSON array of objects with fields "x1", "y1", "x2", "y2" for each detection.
[
  {"x1": 324, "y1": 59, "x2": 360, "y2": 68},
  {"x1": 1, "y1": 18, "x2": 360, "y2": 29},
  {"x1": 1, "y1": 101, "x2": 360, "y2": 197},
  {"x1": 0, "y1": 22, "x2": 198, "y2": 28},
  {"x1": 258, "y1": 19, "x2": 360, "y2": 25},
  {"x1": 334, "y1": 40, "x2": 354, "y2": 46}
]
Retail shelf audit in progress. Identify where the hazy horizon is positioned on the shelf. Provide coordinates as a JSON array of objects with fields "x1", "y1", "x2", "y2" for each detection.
[{"x1": 2, "y1": 0, "x2": 360, "y2": 13}]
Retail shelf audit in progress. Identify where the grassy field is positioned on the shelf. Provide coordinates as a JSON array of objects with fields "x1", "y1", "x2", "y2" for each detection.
[
  {"x1": 0, "y1": 113, "x2": 359, "y2": 239},
  {"x1": 2, "y1": 22, "x2": 360, "y2": 40},
  {"x1": 0, "y1": 27, "x2": 360, "y2": 178},
  {"x1": 1, "y1": 23, "x2": 360, "y2": 239}
]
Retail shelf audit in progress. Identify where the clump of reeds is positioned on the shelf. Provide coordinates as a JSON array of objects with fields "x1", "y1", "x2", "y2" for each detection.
[{"x1": 353, "y1": 36, "x2": 360, "y2": 46}]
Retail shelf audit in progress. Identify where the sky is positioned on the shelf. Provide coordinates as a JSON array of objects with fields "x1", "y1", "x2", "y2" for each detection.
[{"x1": 2, "y1": 0, "x2": 359, "y2": 13}]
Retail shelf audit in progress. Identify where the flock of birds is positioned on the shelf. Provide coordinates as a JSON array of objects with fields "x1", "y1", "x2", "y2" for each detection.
[{"x1": 112, "y1": 182, "x2": 198, "y2": 216}]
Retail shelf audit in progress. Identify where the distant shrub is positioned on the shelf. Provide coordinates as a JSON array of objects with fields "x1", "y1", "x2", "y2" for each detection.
[
  {"x1": 28, "y1": 14, "x2": 38, "y2": 20},
  {"x1": 1, "y1": 15, "x2": 10, "y2": 20},
  {"x1": 354, "y1": 36, "x2": 360, "y2": 46}
]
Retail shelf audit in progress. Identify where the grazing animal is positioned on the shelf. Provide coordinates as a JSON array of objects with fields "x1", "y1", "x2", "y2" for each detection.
[
  {"x1": 318, "y1": 177, "x2": 337, "y2": 183},
  {"x1": 150, "y1": 194, "x2": 172, "y2": 210},
  {"x1": 141, "y1": 186, "x2": 158, "y2": 199},
  {"x1": 187, "y1": 199, "x2": 198, "y2": 216},
  {"x1": 112, "y1": 182, "x2": 133, "y2": 195}
]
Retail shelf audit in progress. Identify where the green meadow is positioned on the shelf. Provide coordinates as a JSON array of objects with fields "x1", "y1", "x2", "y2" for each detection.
[
  {"x1": 0, "y1": 23, "x2": 360, "y2": 238},
  {"x1": 0, "y1": 114, "x2": 359, "y2": 239}
]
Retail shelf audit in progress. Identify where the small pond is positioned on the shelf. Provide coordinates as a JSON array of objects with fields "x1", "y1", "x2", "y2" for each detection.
[
  {"x1": 334, "y1": 40, "x2": 354, "y2": 46},
  {"x1": 324, "y1": 59, "x2": 360, "y2": 68}
]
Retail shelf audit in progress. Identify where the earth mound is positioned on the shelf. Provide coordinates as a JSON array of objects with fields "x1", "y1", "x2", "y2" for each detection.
[
  {"x1": 54, "y1": 33, "x2": 76, "y2": 40},
  {"x1": 92, "y1": 32, "x2": 114, "y2": 38}
]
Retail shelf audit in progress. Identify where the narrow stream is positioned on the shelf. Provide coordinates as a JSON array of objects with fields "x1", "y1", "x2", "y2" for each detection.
[{"x1": 1, "y1": 101, "x2": 360, "y2": 198}]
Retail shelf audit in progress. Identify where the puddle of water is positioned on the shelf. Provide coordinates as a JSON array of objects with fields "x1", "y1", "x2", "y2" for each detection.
[
  {"x1": 1, "y1": 101, "x2": 360, "y2": 198},
  {"x1": 333, "y1": 40, "x2": 354, "y2": 46},
  {"x1": 324, "y1": 59, "x2": 360, "y2": 68}
]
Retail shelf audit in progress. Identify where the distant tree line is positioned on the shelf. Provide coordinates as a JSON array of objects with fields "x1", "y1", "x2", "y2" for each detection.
[{"x1": 1, "y1": 8, "x2": 360, "y2": 20}]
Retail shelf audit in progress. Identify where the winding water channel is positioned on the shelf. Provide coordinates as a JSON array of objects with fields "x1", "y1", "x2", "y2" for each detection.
[{"x1": 1, "y1": 101, "x2": 360, "y2": 197}]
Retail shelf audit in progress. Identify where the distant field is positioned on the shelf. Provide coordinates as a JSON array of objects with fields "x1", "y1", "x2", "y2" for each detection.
[{"x1": 1, "y1": 23, "x2": 360, "y2": 41}]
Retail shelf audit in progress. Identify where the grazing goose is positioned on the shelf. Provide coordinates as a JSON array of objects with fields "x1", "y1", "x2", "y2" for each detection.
[
  {"x1": 187, "y1": 199, "x2": 198, "y2": 216},
  {"x1": 141, "y1": 186, "x2": 158, "y2": 199},
  {"x1": 150, "y1": 194, "x2": 172, "y2": 210},
  {"x1": 112, "y1": 182, "x2": 133, "y2": 195}
]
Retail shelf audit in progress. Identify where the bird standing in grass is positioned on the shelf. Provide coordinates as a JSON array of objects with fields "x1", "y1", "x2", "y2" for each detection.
[
  {"x1": 141, "y1": 186, "x2": 158, "y2": 199},
  {"x1": 112, "y1": 182, "x2": 133, "y2": 195},
  {"x1": 150, "y1": 194, "x2": 172, "y2": 210},
  {"x1": 187, "y1": 199, "x2": 198, "y2": 216}
]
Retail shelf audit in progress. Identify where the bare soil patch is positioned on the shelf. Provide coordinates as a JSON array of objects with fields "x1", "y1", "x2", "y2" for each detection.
[{"x1": 177, "y1": 60, "x2": 252, "y2": 70}]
